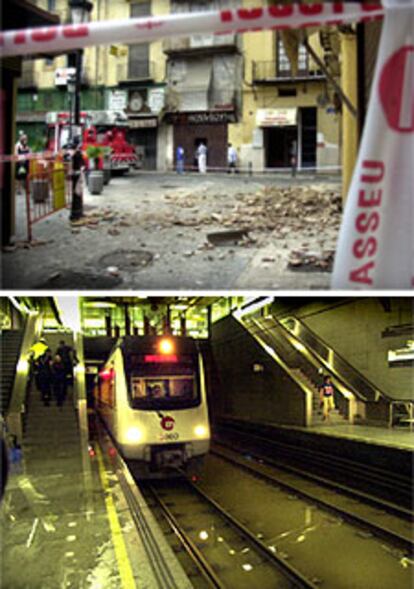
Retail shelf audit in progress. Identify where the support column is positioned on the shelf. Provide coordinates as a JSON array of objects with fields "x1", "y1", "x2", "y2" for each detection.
[{"x1": 340, "y1": 30, "x2": 359, "y2": 202}]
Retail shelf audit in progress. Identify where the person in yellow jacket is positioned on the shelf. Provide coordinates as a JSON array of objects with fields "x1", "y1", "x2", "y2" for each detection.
[{"x1": 30, "y1": 339, "x2": 49, "y2": 361}]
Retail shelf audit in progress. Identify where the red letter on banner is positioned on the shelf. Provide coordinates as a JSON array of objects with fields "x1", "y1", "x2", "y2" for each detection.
[
  {"x1": 31, "y1": 27, "x2": 57, "y2": 42},
  {"x1": 332, "y1": 2, "x2": 345, "y2": 13},
  {"x1": 361, "y1": 3, "x2": 383, "y2": 11},
  {"x1": 299, "y1": 4, "x2": 323, "y2": 15},
  {"x1": 220, "y1": 10, "x2": 233, "y2": 23},
  {"x1": 238, "y1": 8, "x2": 263, "y2": 20},
  {"x1": 268, "y1": 6, "x2": 293, "y2": 18},
  {"x1": 63, "y1": 25, "x2": 89, "y2": 38},
  {"x1": 14, "y1": 32, "x2": 26, "y2": 44},
  {"x1": 349, "y1": 262, "x2": 375, "y2": 284},
  {"x1": 361, "y1": 160, "x2": 384, "y2": 183}
]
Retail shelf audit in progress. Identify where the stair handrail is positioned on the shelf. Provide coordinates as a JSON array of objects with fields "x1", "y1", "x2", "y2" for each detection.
[
  {"x1": 279, "y1": 315, "x2": 392, "y2": 403},
  {"x1": 234, "y1": 315, "x2": 315, "y2": 426},
  {"x1": 6, "y1": 311, "x2": 42, "y2": 442},
  {"x1": 246, "y1": 316, "x2": 357, "y2": 422}
]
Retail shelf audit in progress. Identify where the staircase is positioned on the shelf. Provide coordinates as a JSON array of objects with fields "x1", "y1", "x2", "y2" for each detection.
[
  {"x1": 23, "y1": 385, "x2": 83, "y2": 476},
  {"x1": 0, "y1": 330, "x2": 24, "y2": 416}
]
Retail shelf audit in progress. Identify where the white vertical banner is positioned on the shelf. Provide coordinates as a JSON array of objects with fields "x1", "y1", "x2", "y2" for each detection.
[{"x1": 332, "y1": 0, "x2": 414, "y2": 289}]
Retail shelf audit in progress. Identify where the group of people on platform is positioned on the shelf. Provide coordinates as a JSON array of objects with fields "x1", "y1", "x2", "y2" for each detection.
[
  {"x1": 30, "y1": 339, "x2": 78, "y2": 408},
  {"x1": 176, "y1": 142, "x2": 239, "y2": 174}
]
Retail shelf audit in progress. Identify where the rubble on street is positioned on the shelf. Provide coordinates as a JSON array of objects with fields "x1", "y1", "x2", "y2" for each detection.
[{"x1": 2, "y1": 173, "x2": 342, "y2": 289}]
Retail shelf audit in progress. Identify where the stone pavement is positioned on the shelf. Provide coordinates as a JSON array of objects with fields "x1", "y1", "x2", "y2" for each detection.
[{"x1": 1, "y1": 171, "x2": 341, "y2": 290}]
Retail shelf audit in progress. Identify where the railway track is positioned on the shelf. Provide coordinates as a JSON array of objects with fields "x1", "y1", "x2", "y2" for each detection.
[
  {"x1": 142, "y1": 478, "x2": 320, "y2": 589},
  {"x1": 211, "y1": 443, "x2": 413, "y2": 553},
  {"x1": 214, "y1": 421, "x2": 413, "y2": 511}
]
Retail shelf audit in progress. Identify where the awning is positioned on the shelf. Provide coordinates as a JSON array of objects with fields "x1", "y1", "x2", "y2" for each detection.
[
  {"x1": 256, "y1": 108, "x2": 297, "y2": 127},
  {"x1": 170, "y1": 60, "x2": 212, "y2": 112}
]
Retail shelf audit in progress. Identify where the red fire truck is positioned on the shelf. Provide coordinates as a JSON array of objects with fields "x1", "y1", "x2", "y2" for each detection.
[{"x1": 46, "y1": 110, "x2": 138, "y2": 173}]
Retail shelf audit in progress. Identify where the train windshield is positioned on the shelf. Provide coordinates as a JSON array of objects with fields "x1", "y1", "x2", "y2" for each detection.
[
  {"x1": 131, "y1": 375, "x2": 197, "y2": 408},
  {"x1": 127, "y1": 355, "x2": 200, "y2": 410}
]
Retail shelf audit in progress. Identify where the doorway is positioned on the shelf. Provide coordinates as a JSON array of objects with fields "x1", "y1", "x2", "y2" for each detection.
[{"x1": 264, "y1": 126, "x2": 297, "y2": 168}]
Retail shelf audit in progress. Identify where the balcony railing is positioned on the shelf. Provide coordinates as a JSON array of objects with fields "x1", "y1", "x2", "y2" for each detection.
[
  {"x1": 252, "y1": 60, "x2": 325, "y2": 83},
  {"x1": 117, "y1": 61, "x2": 164, "y2": 82}
]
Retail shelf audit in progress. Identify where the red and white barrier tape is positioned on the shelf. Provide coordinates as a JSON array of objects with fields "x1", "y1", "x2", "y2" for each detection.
[
  {"x1": 332, "y1": 0, "x2": 414, "y2": 289},
  {"x1": 0, "y1": 151, "x2": 55, "y2": 163},
  {"x1": 0, "y1": 3, "x2": 384, "y2": 58}
]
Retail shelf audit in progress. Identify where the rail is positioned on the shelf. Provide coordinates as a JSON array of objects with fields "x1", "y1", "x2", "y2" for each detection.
[
  {"x1": 146, "y1": 479, "x2": 319, "y2": 589},
  {"x1": 211, "y1": 442, "x2": 413, "y2": 551},
  {"x1": 246, "y1": 316, "x2": 359, "y2": 421},
  {"x1": 280, "y1": 316, "x2": 391, "y2": 403},
  {"x1": 6, "y1": 310, "x2": 42, "y2": 442},
  {"x1": 98, "y1": 435, "x2": 194, "y2": 589}
]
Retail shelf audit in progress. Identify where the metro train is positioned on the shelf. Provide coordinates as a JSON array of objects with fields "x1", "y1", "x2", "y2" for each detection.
[{"x1": 93, "y1": 335, "x2": 210, "y2": 475}]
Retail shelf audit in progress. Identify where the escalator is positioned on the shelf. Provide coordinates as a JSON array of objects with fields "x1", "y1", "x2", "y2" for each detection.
[
  {"x1": 239, "y1": 313, "x2": 390, "y2": 426},
  {"x1": 0, "y1": 330, "x2": 24, "y2": 416}
]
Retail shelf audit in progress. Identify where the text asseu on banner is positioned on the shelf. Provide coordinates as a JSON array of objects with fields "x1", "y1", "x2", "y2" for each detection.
[{"x1": 332, "y1": 0, "x2": 414, "y2": 289}]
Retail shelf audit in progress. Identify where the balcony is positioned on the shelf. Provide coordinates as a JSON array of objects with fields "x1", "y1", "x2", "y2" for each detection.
[
  {"x1": 252, "y1": 60, "x2": 325, "y2": 84},
  {"x1": 163, "y1": 33, "x2": 239, "y2": 57},
  {"x1": 117, "y1": 61, "x2": 164, "y2": 84}
]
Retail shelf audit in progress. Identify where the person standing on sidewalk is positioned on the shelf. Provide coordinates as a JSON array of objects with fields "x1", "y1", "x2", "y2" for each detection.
[
  {"x1": 196, "y1": 142, "x2": 207, "y2": 174},
  {"x1": 227, "y1": 143, "x2": 238, "y2": 174},
  {"x1": 176, "y1": 145, "x2": 185, "y2": 174},
  {"x1": 15, "y1": 134, "x2": 31, "y2": 195}
]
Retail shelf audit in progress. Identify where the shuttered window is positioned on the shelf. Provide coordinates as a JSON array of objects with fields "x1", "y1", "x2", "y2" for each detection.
[{"x1": 129, "y1": 2, "x2": 151, "y2": 79}]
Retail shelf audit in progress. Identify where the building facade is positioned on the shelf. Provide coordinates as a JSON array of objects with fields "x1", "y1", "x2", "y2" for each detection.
[{"x1": 16, "y1": 0, "x2": 342, "y2": 172}]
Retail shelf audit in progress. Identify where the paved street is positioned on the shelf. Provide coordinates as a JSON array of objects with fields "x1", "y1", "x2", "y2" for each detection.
[{"x1": 1, "y1": 171, "x2": 342, "y2": 290}]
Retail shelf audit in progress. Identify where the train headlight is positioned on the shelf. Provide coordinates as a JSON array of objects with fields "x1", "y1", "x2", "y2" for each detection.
[
  {"x1": 194, "y1": 425, "x2": 208, "y2": 438},
  {"x1": 125, "y1": 427, "x2": 143, "y2": 443},
  {"x1": 159, "y1": 338, "x2": 174, "y2": 355}
]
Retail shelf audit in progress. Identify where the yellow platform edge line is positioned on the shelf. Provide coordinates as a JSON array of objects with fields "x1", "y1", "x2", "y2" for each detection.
[{"x1": 96, "y1": 445, "x2": 136, "y2": 589}]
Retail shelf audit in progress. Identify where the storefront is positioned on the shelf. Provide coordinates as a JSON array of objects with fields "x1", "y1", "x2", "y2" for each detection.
[
  {"x1": 108, "y1": 86, "x2": 165, "y2": 170},
  {"x1": 258, "y1": 107, "x2": 317, "y2": 170},
  {"x1": 168, "y1": 111, "x2": 237, "y2": 171}
]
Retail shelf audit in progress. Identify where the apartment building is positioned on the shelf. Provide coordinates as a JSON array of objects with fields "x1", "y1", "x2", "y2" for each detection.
[{"x1": 16, "y1": 0, "x2": 342, "y2": 172}]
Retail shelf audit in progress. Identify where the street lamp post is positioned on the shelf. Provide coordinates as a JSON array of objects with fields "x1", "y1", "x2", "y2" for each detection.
[{"x1": 68, "y1": 0, "x2": 93, "y2": 222}]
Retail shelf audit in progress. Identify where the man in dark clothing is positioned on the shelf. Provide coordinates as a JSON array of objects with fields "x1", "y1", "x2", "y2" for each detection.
[
  {"x1": 37, "y1": 350, "x2": 53, "y2": 406},
  {"x1": 52, "y1": 355, "x2": 67, "y2": 407},
  {"x1": 56, "y1": 340, "x2": 77, "y2": 385}
]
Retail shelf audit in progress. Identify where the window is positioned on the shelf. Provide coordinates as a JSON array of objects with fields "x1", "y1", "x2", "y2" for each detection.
[
  {"x1": 276, "y1": 36, "x2": 308, "y2": 77},
  {"x1": 129, "y1": 1, "x2": 151, "y2": 79},
  {"x1": 47, "y1": 0, "x2": 56, "y2": 12}
]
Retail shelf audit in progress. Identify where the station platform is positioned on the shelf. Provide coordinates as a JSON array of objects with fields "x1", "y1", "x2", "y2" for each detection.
[
  {"x1": 0, "y1": 394, "x2": 192, "y2": 589},
  {"x1": 300, "y1": 422, "x2": 414, "y2": 451}
]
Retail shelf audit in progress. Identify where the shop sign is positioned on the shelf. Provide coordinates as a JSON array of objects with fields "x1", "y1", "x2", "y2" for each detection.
[
  {"x1": 256, "y1": 108, "x2": 297, "y2": 127},
  {"x1": 108, "y1": 90, "x2": 128, "y2": 111},
  {"x1": 54, "y1": 67, "x2": 76, "y2": 87},
  {"x1": 167, "y1": 111, "x2": 236, "y2": 124},
  {"x1": 148, "y1": 88, "x2": 165, "y2": 114},
  {"x1": 129, "y1": 118, "x2": 157, "y2": 128}
]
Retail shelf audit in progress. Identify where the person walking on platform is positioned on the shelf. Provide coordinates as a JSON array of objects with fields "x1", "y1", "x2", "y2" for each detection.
[
  {"x1": 319, "y1": 375, "x2": 335, "y2": 422},
  {"x1": 52, "y1": 354, "x2": 67, "y2": 408},
  {"x1": 37, "y1": 350, "x2": 53, "y2": 406}
]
